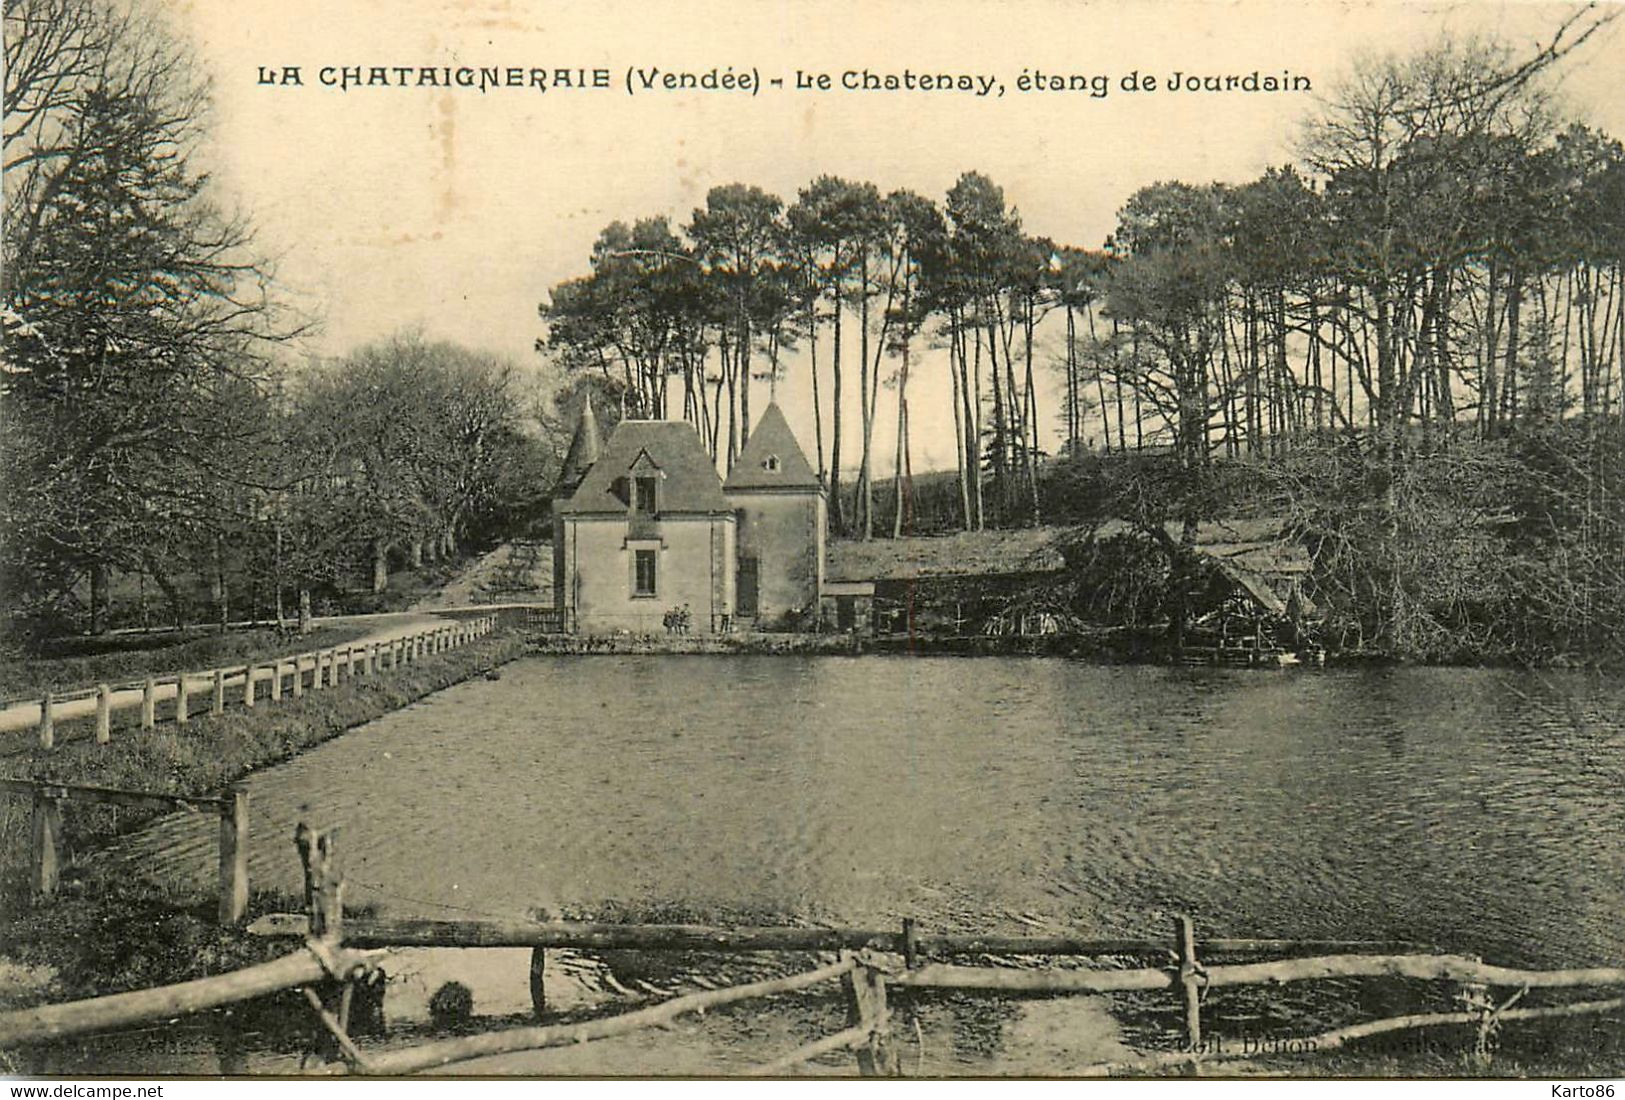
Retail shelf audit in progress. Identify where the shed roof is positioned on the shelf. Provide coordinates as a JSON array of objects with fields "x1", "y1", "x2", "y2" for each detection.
[
  {"x1": 724, "y1": 403, "x2": 822, "y2": 492},
  {"x1": 557, "y1": 419, "x2": 731, "y2": 515},
  {"x1": 827, "y1": 527, "x2": 1068, "y2": 582}
]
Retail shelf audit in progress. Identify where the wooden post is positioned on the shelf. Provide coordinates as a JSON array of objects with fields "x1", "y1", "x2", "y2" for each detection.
[
  {"x1": 316, "y1": 828, "x2": 343, "y2": 939},
  {"x1": 243, "y1": 666, "x2": 256, "y2": 708},
  {"x1": 292, "y1": 656, "x2": 305, "y2": 698},
  {"x1": 218, "y1": 784, "x2": 250, "y2": 926},
  {"x1": 902, "y1": 918, "x2": 920, "y2": 970},
  {"x1": 297, "y1": 823, "x2": 344, "y2": 941},
  {"x1": 1457, "y1": 960, "x2": 1493, "y2": 1060},
  {"x1": 213, "y1": 668, "x2": 226, "y2": 715},
  {"x1": 1465, "y1": 980, "x2": 1492, "y2": 1057},
  {"x1": 1175, "y1": 913, "x2": 1202, "y2": 1055},
  {"x1": 842, "y1": 955, "x2": 899, "y2": 1076},
  {"x1": 366, "y1": 643, "x2": 378, "y2": 675},
  {"x1": 95, "y1": 684, "x2": 112, "y2": 744},
  {"x1": 176, "y1": 675, "x2": 190, "y2": 725},
  {"x1": 529, "y1": 947, "x2": 547, "y2": 1020},
  {"x1": 335, "y1": 647, "x2": 348, "y2": 683},
  {"x1": 313, "y1": 652, "x2": 326, "y2": 691},
  {"x1": 141, "y1": 676, "x2": 156, "y2": 729},
  {"x1": 270, "y1": 662, "x2": 282, "y2": 702},
  {"x1": 31, "y1": 787, "x2": 63, "y2": 901},
  {"x1": 38, "y1": 695, "x2": 54, "y2": 750}
]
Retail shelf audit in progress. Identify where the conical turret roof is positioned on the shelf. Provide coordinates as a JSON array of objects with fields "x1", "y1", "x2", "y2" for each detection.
[
  {"x1": 558, "y1": 398, "x2": 602, "y2": 494},
  {"x1": 725, "y1": 403, "x2": 821, "y2": 492}
]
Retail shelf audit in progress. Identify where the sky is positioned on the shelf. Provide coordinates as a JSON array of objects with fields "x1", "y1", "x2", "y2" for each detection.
[{"x1": 161, "y1": 0, "x2": 1625, "y2": 472}]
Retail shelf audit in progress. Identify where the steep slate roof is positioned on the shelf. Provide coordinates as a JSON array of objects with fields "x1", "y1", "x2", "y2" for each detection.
[
  {"x1": 724, "y1": 403, "x2": 822, "y2": 492},
  {"x1": 557, "y1": 419, "x2": 732, "y2": 515},
  {"x1": 557, "y1": 399, "x2": 602, "y2": 492}
]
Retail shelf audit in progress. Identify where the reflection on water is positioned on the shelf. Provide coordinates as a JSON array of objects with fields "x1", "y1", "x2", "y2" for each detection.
[{"x1": 105, "y1": 656, "x2": 1625, "y2": 1073}]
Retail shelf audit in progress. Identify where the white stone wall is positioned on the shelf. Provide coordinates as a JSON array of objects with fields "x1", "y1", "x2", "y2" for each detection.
[{"x1": 561, "y1": 514, "x2": 735, "y2": 634}]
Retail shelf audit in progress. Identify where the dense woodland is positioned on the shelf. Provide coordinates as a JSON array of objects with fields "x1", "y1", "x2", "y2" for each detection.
[
  {"x1": 4, "y1": 0, "x2": 1622, "y2": 663},
  {"x1": 0, "y1": 0, "x2": 555, "y2": 638}
]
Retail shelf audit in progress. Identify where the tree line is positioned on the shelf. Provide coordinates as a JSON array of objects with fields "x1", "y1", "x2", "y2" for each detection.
[
  {"x1": 539, "y1": 14, "x2": 1625, "y2": 661},
  {"x1": 539, "y1": 173, "x2": 1059, "y2": 539},
  {"x1": 1, "y1": 0, "x2": 550, "y2": 639},
  {"x1": 542, "y1": 20, "x2": 1622, "y2": 533}
]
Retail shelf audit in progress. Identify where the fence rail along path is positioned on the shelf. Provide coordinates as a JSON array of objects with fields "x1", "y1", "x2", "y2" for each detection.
[{"x1": 3, "y1": 615, "x2": 496, "y2": 748}]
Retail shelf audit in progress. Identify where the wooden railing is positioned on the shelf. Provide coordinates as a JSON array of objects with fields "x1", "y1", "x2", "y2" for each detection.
[
  {"x1": 3, "y1": 822, "x2": 1623, "y2": 1075},
  {"x1": 8, "y1": 616, "x2": 497, "y2": 749},
  {"x1": 0, "y1": 777, "x2": 250, "y2": 924},
  {"x1": 524, "y1": 607, "x2": 567, "y2": 633}
]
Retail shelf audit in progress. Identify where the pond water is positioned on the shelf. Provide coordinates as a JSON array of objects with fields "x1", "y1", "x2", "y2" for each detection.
[{"x1": 96, "y1": 655, "x2": 1625, "y2": 1074}]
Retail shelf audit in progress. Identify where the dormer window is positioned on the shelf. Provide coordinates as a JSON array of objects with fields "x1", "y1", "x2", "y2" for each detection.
[
  {"x1": 634, "y1": 475, "x2": 658, "y2": 514},
  {"x1": 763, "y1": 455, "x2": 781, "y2": 473}
]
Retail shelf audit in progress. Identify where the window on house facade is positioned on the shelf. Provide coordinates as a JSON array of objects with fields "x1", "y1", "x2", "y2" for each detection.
[
  {"x1": 763, "y1": 455, "x2": 781, "y2": 472},
  {"x1": 633, "y1": 548, "x2": 658, "y2": 597},
  {"x1": 634, "y1": 476, "x2": 658, "y2": 514}
]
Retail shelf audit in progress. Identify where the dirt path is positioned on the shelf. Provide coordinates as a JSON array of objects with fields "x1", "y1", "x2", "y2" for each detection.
[{"x1": 411, "y1": 542, "x2": 550, "y2": 610}]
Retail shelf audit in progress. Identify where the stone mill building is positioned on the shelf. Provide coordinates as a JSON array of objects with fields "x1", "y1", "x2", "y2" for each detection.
[{"x1": 551, "y1": 402, "x2": 827, "y2": 635}]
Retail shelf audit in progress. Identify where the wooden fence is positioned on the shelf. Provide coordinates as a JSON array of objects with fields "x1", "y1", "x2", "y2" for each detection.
[
  {"x1": 11, "y1": 616, "x2": 496, "y2": 750},
  {"x1": 2, "y1": 822, "x2": 1623, "y2": 1075},
  {"x1": 0, "y1": 777, "x2": 251, "y2": 924}
]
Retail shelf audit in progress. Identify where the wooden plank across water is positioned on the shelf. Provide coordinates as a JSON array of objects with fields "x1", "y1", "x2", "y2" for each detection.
[
  {"x1": 243, "y1": 914, "x2": 1424, "y2": 958},
  {"x1": 0, "y1": 947, "x2": 377, "y2": 1048}
]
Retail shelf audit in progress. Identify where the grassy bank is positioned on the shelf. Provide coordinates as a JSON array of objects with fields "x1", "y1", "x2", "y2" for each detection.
[
  {"x1": 0, "y1": 630, "x2": 527, "y2": 899},
  {"x1": 0, "y1": 624, "x2": 370, "y2": 702}
]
